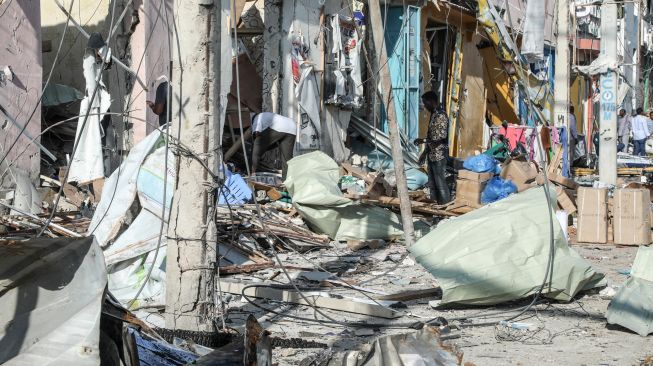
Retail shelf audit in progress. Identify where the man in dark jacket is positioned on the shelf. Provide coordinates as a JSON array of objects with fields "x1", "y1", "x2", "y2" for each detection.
[{"x1": 414, "y1": 91, "x2": 450, "y2": 204}]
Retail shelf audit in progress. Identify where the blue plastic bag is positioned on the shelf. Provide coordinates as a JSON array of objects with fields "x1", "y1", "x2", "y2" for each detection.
[
  {"x1": 463, "y1": 154, "x2": 500, "y2": 174},
  {"x1": 481, "y1": 177, "x2": 517, "y2": 204}
]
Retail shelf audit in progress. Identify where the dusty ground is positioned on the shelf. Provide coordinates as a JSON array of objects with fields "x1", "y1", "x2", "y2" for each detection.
[{"x1": 217, "y1": 240, "x2": 652, "y2": 366}]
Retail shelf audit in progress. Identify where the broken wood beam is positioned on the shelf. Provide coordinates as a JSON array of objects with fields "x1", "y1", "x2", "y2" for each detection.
[
  {"x1": 362, "y1": 196, "x2": 458, "y2": 217},
  {"x1": 0, "y1": 202, "x2": 82, "y2": 237}
]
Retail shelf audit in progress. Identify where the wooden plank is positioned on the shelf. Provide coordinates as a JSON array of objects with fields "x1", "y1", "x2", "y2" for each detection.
[
  {"x1": 548, "y1": 146, "x2": 564, "y2": 175},
  {"x1": 363, "y1": 196, "x2": 458, "y2": 217},
  {"x1": 375, "y1": 288, "x2": 442, "y2": 302},
  {"x1": 221, "y1": 281, "x2": 402, "y2": 319},
  {"x1": 547, "y1": 172, "x2": 579, "y2": 190}
]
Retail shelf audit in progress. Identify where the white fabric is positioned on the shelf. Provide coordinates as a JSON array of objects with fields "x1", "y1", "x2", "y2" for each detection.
[
  {"x1": 521, "y1": 0, "x2": 545, "y2": 62},
  {"x1": 295, "y1": 64, "x2": 322, "y2": 132},
  {"x1": 67, "y1": 53, "x2": 111, "y2": 184},
  {"x1": 252, "y1": 112, "x2": 297, "y2": 135},
  {"x1": 88, "y1": 130, "x2": 162, "y2": 248},
  {"x1": 632, "y1": 115, "x2": 651, "y2": 140}
]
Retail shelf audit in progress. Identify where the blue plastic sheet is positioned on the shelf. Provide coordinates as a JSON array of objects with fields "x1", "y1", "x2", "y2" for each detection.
[
  {"x1": 217, "y1": 165, "x2": 252, "y2": 205},
  {"x1": 463, "y1": 154, "x2": 500, "y2": 174},
  {"x1": 481, "y1": 177, "x2": 517, "y2": 204}
]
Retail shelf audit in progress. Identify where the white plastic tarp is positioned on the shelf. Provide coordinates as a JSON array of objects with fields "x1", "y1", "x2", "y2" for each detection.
[
  {"x1": 107, "y1": 246, "x2": 166, "y2": 308},
  {"x1": 410, "y1": 187, "x2": 606, "y2": 306},
  {"x1": 606, "y1": 245, "x2": 653, "y2": 336},
  {"x1": 88, "y1": 130, "x2": 162, "y2": 247},
  {"x1": 0, "y1": 237, "x2": 106, "y2": 365},
  {"x1": 285, "y1": 151, "x2": 403, "y2": 241}
]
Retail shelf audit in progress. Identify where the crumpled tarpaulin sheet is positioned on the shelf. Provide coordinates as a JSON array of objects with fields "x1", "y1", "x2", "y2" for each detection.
[
  {"x1": 285, "y1": 151, "x2": 403, "y2": 241},
  {"x1": 607, "y1": 245, "x2": 653, "y2": 336},
  {"x1": 410, "y1": 187, "x2": 606, "y2": 306},
  {"x1": 89, "y1": 131, "x2": 172, "y2": 308},
  {"x1": 0, "y1": 237, "x2": 107, "y2": 365},
  {"x1": 88, "y1": 130, "x2": 162, "y2": 248}
]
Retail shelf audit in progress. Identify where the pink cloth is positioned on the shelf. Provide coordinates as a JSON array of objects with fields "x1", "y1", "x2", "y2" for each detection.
[{"x1": 500, "y1": 125, "x2": 528, "y2": 150}]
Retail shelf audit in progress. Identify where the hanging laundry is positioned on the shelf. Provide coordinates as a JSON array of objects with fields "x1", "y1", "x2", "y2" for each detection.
[
  {"x1": 325, "y1": 14, "x2": 364, "y2": 108},
  {"x1": 68, "y1": 35, "x2": 112, "y2": 184},
  {"x1": 295, "y1": 64, "x2": 322, "y2": 133},
  {"x1": 521, "y1": 0, "x2": 545, "y2": 63}
]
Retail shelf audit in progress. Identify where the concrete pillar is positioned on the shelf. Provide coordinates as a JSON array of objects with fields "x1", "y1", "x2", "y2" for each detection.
[
  {"x1": 623, "y1": 1, "x2": 637, "y2": 113},
  {"x1": 599, "y1": 3, "x2": 618, "y2": 185},
  {"x1": 554, "y1": 0, "x2": 570, "y2": 131},
  {"x1": 165, "y1": 0, "x2": 230, "y2": 332}
]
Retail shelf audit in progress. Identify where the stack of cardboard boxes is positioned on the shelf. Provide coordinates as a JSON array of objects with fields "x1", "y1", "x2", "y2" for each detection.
[
  {"x1": 577, "y1": 187, "x2": 652, "y2": 245},
  {"x1": 455, "y1": 170, "x2": 494, "y2": 208}
]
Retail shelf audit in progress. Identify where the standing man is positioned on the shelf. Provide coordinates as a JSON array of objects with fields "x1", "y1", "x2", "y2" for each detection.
[
  {"x1": 251, "y1": 112, "x2": 296, "y2": 178},
  {"x1": 147, "y1": 79, "x2": 170, "y2": 127},
  {"x1": 414, "y1": 91, "x2": 450, "y2": 204},
  {"x1": 617, "y1": 109, "x2": 631, "y2": 152},
  {"x1": 568, "y1": 105, "x2": 578, "y2": 162},
  {"x1": 632, "y1": 107, "x2": 650, "y2": 156}
]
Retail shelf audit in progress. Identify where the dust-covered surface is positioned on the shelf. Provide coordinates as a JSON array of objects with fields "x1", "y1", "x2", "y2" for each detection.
[{"x1": 217, "y1": 241, "x2": 652, "y2": 365}]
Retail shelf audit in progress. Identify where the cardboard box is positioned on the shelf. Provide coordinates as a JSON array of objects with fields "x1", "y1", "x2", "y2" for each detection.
[
  {"x1": 556, "y1": 186, "x2": 577, "y2": 214},
  {"x1": 613, "y1": 189, "x2": 652, "y2": 245},
  {"x1": 456, "y1": 179, "x2": 486, "y2": 207},
  {"x1": 458, "y1": 169, "x2": 494, "y2": 183},
  {"x1": 577, "y1": 187, "x2": 608, "y2": 244},
  {"x1": 500, "y1": 160, "x2": 538, "y2": 185}
]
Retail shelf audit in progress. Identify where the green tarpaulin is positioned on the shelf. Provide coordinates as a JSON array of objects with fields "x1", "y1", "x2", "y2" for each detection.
[
  {"x1": 285, "y1": 151, "x2": 403, "y2": 241},
  {"x1": 607, "y1": 245, "x2": 653, "y2": 336},
  {"x1": 410, "y1": 186, "x2": 605, "y2": 306}
]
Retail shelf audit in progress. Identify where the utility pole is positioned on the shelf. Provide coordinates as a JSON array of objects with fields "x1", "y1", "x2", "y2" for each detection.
[
  {"x1": 554, "y1": 0, "x2": 570, "y2": 135},
  {"x1": 598, "y1": 2, "x2": 618, "y2": 185},
  {"x1": 623, "y1": 1, "x2": 637, "y2": 113},
  {"x1": 166, "y1": 0, "x2": 230, "y2": 331},
  {"x1": 368, "y1": 1, "x2": 415, "y2": 246}
]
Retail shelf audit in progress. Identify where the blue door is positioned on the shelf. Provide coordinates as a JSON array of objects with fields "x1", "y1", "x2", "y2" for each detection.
[{"x1": 383, "y1": 6, "x2": 421, "y2": 143}]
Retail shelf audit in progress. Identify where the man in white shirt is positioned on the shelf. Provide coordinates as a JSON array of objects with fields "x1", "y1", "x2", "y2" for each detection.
[
  {"x1": 251, "y1": 112, "x2": 297, "y2": 178},
  {"x1": 617, "y1": 109, "x2": 632, "y2": 152},
  {"x1": 631, "y1": 107, "x2": 651, "y2": 156}
]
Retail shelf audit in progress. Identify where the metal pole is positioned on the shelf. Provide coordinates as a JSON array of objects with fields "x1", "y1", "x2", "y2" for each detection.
[
  {"x1": 368, "y1": 1, "x2": 415, "y2": 246},
  {"x1": 599, "y1": 2, "x2": 619, "y2": 185}
]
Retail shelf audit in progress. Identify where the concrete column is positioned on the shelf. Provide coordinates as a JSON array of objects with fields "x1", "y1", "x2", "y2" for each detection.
[
  {"x1": 599, "y1": 3, "x2": 618, "y2": 185},
  {"x1": 623, "y1": 1, "x2": 637, "y2": 113},
  {"x1": 554, "y1": 0, "x2": 570, "y2": 131},
  {"x1": 165, "y1": 0, "x2": 229, "y2": 332}
]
